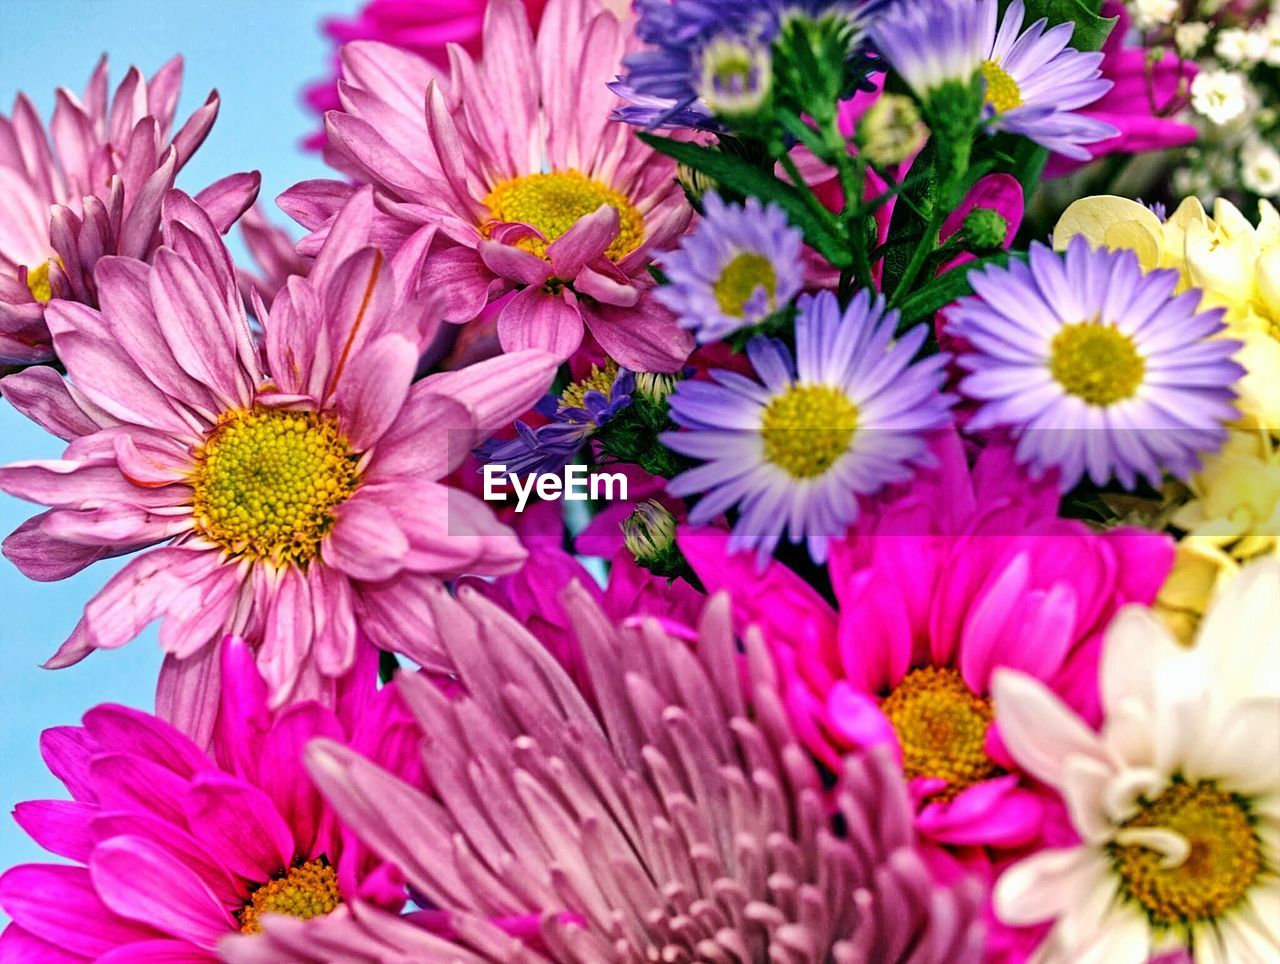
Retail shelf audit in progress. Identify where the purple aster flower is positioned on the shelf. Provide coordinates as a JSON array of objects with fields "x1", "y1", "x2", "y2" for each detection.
[
  {"x1": 655, "y1": 192, "x2": 805, "y2": 342},
  {"x1": 662, "y1": 289, "x2": 954, "y2": 565},
  {"x1": 981, "y1": 0, "x2": 1118, "y2": 160},
  {"x1": 947, "y1": 237, "x2": 1245, "y2": 492},
  {"x1": 869, "y1": 0, "x2": 1118, "y2": 160},
  {"x1": 613, "y1": 0, "x2": 884, "y2": 129},
  {"x1": 475, "y1": 363, "x2": 635, "y2": 474},
  {"x1": 868, "y1": 0, "x2": 993, "y2": 100}
]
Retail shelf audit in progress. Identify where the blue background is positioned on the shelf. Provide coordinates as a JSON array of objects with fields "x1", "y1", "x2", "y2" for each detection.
[{"x1": 0, "y1": 0, "x2": 346, "y2": 912}]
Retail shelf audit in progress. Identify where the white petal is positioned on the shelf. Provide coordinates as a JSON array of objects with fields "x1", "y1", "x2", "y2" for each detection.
[
  {"x1": 1101, "y1": 606, "x2": 1184, "y2": 719},
  {"x1": 992, "y1": 668, "x2": 1109, "y2": 788},
  {"x1": 994, "y1": 846, "x2": 1106, "y2": 926},
  {"x1": 1197, "y1": 559, "x2": 1280, "y2": 711}
]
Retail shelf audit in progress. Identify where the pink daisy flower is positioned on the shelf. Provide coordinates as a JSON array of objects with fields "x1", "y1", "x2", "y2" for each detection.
[
  {"x1": 301, "y1": 0, "x2": 550, "y2": 151},
  {"x1": 0, "y1": 55, "x2": 260, "y2": 367},
  {"x1": 681, "y1": 429, "x2": 1174, "y2": 959},
  {"x1": 281, "y1": 0, "x2": 694, "y2": 371},
  {"x1": 0, "y1": 637, "x2": 421, "y2": 961},
  {"x1": 0, "y1": 187, "x2": 556, "y2": 740}
]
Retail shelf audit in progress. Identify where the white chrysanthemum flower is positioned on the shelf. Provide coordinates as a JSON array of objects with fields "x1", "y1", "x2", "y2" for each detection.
[
  {"x1": 1243, "y1": 138, "x2": 1280, "y2": 198},
  {"x1": 1130, "y1": 0, "x2": 1178, "y2": 29},
  {"x1": 1174, "y1": 21, "x2": 1210, "y2": 57},
  {"x1": 991, "y1": 559, "x2": 1280, "y2": 964},
  {"x1": 1215, "y1": 27, "x2": 1268, "y2": 66},
  {"x1": 1190, "y1": 69, "x2": 1250, "y2": 125}
]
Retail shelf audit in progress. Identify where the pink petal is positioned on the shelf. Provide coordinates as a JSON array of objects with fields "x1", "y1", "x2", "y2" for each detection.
[
  {"x1": 496, "y1": 284, "x2": 583, "y2": 359},
  {"x1": 0, "y1": 865, "x2": 158, "y2": 957},
  {"x1": 545, "y1": 204, "x2": 618, "y2": 279},
  {"x1": 12, "y1": 800, "x2": 96, "y2": 863},
  {"x1": 323, "y1": 496, "x2": 410, "y2": 582},
  {"x1": 184, "y1": 774, "x2": 296, "y2": 881},
  {"x1": 89, "y1": 837, "x2": 234, "y2": 948},
  {"x1": 477, "y1": 240, "x2": 551, "y2": 287},
  {"x1": 192, "y1": 171, "x2": 260, "y2": 234},
  {"x1": 417, "y1": 348, "x2": 557, "y2": 436},
  {"x1": 583, "y1": 295, "x2": 692, "y2": 372}
]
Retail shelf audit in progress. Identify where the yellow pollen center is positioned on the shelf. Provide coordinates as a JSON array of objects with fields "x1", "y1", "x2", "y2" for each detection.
[
  {"x1": 559, "y1": 360, "x2": 619, "y2": 412},
  {"x1": 713, "y1": 251, "x2": 778, "y2": 318},
  {"x1": 484, "y1": 170, "x2": 644, "y2": 262},
  {"x1": 980, "y1": 59, "x2": 1022, "y2": 113},
  {"x1": 25, "y1": 261, "x2": 52, "y2": 303},
  {"x1": 1049, "y1": 322, "x2": 1146, "y2": 407},
  {"x1": 190, "y1": 407, "x2": 359, "y2": 566},
  {"x1": 237, "y1": 857, "x2": 343, "y2": 935},
  {"x1": 760, "y1": 383, "x2": 858, "y2": 479},
  {"x1": 880, "y1": 666, "x2": 1001, "y2": 800},
  {"x1": 1111, "y1": 780, "x2": 1262, "y2": 927}
]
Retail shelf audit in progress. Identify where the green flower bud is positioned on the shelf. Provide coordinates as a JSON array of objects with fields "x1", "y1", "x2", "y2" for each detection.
[
  {"x1": 858, "y1": 93, "x2": 929, "y2": 167},
  {"x1": 622, "y1": 500, "x2": 680, "y2": 572},
  {"x1": 634, "y1": 372, "x2": 679, "y2": 406},
  {"x1": 695, "y1": 35, "x2": 773, "y2": 120},
  {"x1": 961, "y1": 207, "x2": 1009, "y2": 252}
]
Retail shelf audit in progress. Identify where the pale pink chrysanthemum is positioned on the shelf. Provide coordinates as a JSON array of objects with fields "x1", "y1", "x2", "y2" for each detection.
[
  {"x1": 0, "y1": 187, "x2": 556, "y2": 742},
  {"x1": 0, "y1": 55, "x2": 259, "y2": 367},
  {"x1": 281, "y1": 0, "x2": 694, "y2": 371},
  {"x1": 223, "y1": 585, "x2": 986, "y2": 963}
]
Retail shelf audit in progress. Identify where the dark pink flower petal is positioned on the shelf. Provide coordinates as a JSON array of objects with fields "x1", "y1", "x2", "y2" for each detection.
[
  {"x1": 184, "y1": 774, "x2": 296, "y2": 882},
  {"x1": 0, "y1": 865, "x2": 159, "y2": 957},
  {"x1": 89, "y1": 836, "x2": 234, "y2": 948},
  {"x1": 496, "y1": 283, "x2": 583, "y2": 359}
]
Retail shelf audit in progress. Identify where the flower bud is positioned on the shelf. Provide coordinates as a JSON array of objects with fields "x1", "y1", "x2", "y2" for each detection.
[
  {"x1": 622, "y1": 500, "x2": 679, "y2": 570},
  {"x1": 858, "y1": 94, "x2": 928, "y2": 167},
  {"x1": 962, "y1": 207, "x2": 1009, "y2": 251},
  {"x1": 695, "y1": 35, "x2": 773, "y2": 120},
  {"x1": 634, "y1": 372, "x2": 679, "y2": 406}
]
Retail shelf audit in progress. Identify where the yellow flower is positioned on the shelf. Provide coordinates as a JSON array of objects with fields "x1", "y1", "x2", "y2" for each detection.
[
  {"x1": 1154, "y1": 538, "x2": 1240, "y2": 646},
  {"x1": 1172, "y1": 429, "x2": 1280, "y2": 557}
]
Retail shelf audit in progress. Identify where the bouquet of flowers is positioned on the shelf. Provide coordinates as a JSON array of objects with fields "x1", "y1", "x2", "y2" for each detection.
[{"x1": 0, "y1": 0, "x2": 1276, "y2": 961}]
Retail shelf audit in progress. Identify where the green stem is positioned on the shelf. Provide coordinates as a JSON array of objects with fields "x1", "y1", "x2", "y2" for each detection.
[{"x1": 777, "y1": 150, "x2": 845, "y2": 244}]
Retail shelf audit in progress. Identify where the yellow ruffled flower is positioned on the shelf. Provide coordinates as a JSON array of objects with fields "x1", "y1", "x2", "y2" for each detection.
[{"x1": 1153, "y1": 537, "x2": 1240, "y2": 646}]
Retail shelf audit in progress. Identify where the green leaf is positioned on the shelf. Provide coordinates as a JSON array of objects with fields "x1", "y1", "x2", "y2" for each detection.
[
  {"x1": 894, "y1": 251, "x2": 1012, "y2": 325},
  {"x1": 1021, "y1": 0, "x2": 1116, "y2": 51},
  {"x1": 637, "y1": 133, "x2": 851, "y2": 267}
]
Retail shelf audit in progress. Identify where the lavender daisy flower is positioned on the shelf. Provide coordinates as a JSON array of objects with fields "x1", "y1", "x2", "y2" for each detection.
[
  {"x1": 475, "y1": 362, "x2": 635, "y2": 475},
  {"x1": 228, "y1": 587, "x2": 985, "y2": 963},
  {"x1": 869, "y1": 0, "x2": 1117, "y2": 160},
  {"x1": 947, "y1": 237, "x2": 1245, "y2": 492},
  {"x1": 655, "y1": 192, "x2": 805, "y2": 342},
  {"x1": 613, "y1": 0, "x2": 883, "y2": 129},
  {"x1": 662, "y1": 289, "x2": 954, "y2": 565},
  {"x1": 980, "y1": 0, "x2": 1117, "y2": 160},
  {"x1": 868, "y1": 0, "x2": 993, "y2": 101}
]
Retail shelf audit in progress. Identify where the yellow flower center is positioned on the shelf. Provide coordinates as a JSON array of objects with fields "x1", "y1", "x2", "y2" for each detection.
[
  {"x1": 559, "y1": 360, "x2": 619, "y2": 412},
  {"x1": 1111, "y1": 779, "x2": 1262, "y2": 927},
  {"x1": 190, "y1": 407, "x2": 360, "y2": 566},
  {"x1": 25, "y1": 261, "x2": 52, "y2": 303},
  {"x1": 1049, "y1": 322, "x2": 1146, "y2": 406},
  {"x1": 760, "y1": 383, "x2": 858, "y2": 479},
  {"x1": 980, "y1": 59, "x2": 1022, "y2": 113},
  {"x1": 713, "y1": 251, "x2": 778, "y2": 318},
  {"x1": 237, "y1": 857, "x2": 342, "y2": 934},
  {"x1": 484, "y1": 170, "x2": 644, "y2": 262},
  {"x1": 880, "y1": 666, "x2": 1001, "y2": 800}
]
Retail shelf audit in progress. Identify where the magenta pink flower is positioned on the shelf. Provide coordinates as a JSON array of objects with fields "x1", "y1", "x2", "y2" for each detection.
[
  {"x1": 282, "y1": 0, "x2": 694, "y2": 371},
  {"x1": 1044, "y1": 3, "x2": 1197, "y2": 177},
  {"x1": 0, "y1": 55, "x2": 259, "y2": 367},
  {"x1": 0, "y1": 637, "x2": 421, "y2": 961},
  {"x1": 0, "y1": 187, "x2": 556, "y2": 740},
  {"x1": 681, "y1": 429, "x2": 1174, "y2": 957},
  {"x1": 301, "y1": 0, "x2": 550, "y2": 151}
]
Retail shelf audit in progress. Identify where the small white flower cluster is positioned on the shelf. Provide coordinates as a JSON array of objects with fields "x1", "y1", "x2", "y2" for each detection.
[{"x1": 1133, "y1": 1, "x2": 1280, "y2": 200}]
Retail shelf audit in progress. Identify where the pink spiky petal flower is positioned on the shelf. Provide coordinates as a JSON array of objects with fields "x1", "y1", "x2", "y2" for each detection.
[
  {"x1": 0, "y1": 55, "x2": 259, "y2": 367},
  {"x1": 0, "y1": 187, "x2": 557, "y2": 742},
  {"x1": 282, "y1": 0, "x2": 694, "y2": 371},
  {"x1": 224, "y1": 584, "x2": 986, "y2": 963}
]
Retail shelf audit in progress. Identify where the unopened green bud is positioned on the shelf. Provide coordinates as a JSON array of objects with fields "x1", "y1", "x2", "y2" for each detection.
[
  {"x1": 635, "y1": 371, "x2": 679, "y2": 406},
  {"x1": 962, "y1": 207, "x2": 1009, "y2": 251},
  {"x1": 622, "y1": 500, "x2": 680, "y2": 572},
  {"x1": 858, "y1": 93, "x2": 928, "y2": 167},
  {"x1": 677, "y1": 163, "x2": 717, "y2": 204}
]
